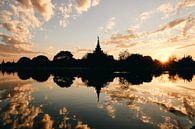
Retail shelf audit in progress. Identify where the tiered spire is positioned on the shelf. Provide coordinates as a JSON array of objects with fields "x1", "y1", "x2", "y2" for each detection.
[{"x1": 94, "y1": 36, "x2": 103, "y2": 54}]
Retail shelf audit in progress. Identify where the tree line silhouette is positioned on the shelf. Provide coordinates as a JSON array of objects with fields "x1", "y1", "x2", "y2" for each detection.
[
  {"x1": 1, "y1": 37, "x2": 195, "y2": 73},
  {"x1": 1, "y1": 50, "x2": 195, "y2": 73}
]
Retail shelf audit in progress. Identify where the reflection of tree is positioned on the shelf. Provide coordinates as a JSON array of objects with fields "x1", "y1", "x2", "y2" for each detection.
[
  {"x1": 17, "y1": 70, "x2": 31, "y2": 80},
  {"x1": 178, "y1": 72, "x2": 194, "y2": 81},
  {"x1": 80, "y1": 71, "x2": 114, "y2": 101},
  {"x1": 53, "y1": 74, "x2": 74, "y2": 88},
  {"x1": 119, "y1": 72, "x2": 153, "y2": 85},
  {"x1": 168, "y1": 71, "x2": 194, "y2": 82},
  {"x1": 17, "y1": 57, "x2": 31, "y2": 67},
  {"x1": 31, "y1": 71, "x2": 50, "y2": 82},
  {"x1": 17, "y1": 70, "x2": 50, "y2": 82}
]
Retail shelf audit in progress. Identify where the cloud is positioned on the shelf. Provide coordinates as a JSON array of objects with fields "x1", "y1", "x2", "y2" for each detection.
[
  {"x1": 158, "y1": 0, "x2": 195, "y2": 18},
  {"x1": 158, "y1": 3, "x2": 174, "y2": 14},
  {"x1": 73, "y1": 48, "x2": 93, "y2": 59},
  {"x1": 102, "y1": 33, "x2": 138, "y2": 47},
  {"x1": 182, "y1": 16, "x2": 195, "y2": 36},
  {"x1": 176, "y1": 0, "x2": 195, "y2": 11},
  {"x1": 134, "y1": 10, "x2": 155, "y2": 28},
  {"x1": 17, "y1": 0, "x2": 54, "y2": 21},
  {"x1": 57, "y1": 0, "x2": 101, "y2": 28},
  {"x1": 102, "y1": 14, "x2": 195, "y2": 59},
  {"x1": 155, "y1": 18, "x2": 186, "y2": 33},
  {"x1": 177, "y1": 43, "x2": 195, "y2": 49},
  {"x1": 75, "y1": 0, "x2": 100, "y2": 14},
  {"x1": 0, "y1": 0, "x2": 54, "y2": 60},
  {"x1": 139, "y1": 11, "x2": 152, "y2": 22},
  {"x1": 58, "y1": 2, "x2": 73, "y2": 28},
  {"x1": 106, "y1": 17, "x2": 116, "y2": 31},
  {"x1": 97, "y1": 17, "x2": 116, "y2": 34},
  {"x1": 76, "y1": 0, "x2": 92, "y2": 14},
  {"x1": 91, "y1": 0, "x2": 100, "y2": 7},
  {"x1": 32, "y1": 0, "x2": 54, "y2": 21},
  {"x1": 150, "y1": 15, "x2": 195, "y2": 40},
  {"x1": 0, "y1": 34, "x2": 39, "y2": 54}
]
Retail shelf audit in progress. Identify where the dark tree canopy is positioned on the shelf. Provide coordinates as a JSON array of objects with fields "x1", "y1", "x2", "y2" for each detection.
[
  {"x1": 178, "y1": 55, "x2": 194, "y2": 67},
  {"x1": 119, "y1": 50, "x2": 130, "y2": 60},
  {"x1": 17, "y1": 57, "x2": 31, "y2": 66},
  {"x1": 32, "y1": 55, "x2": 50, "y2": 66},
  {"x1": 53, "y1": 51, "x2": 73, "y2": 61}
]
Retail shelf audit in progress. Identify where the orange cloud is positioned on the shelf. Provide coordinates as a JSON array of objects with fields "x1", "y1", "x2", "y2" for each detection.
[{"x1": 75, "y1": 0, "x2": 100, "y2": 14}]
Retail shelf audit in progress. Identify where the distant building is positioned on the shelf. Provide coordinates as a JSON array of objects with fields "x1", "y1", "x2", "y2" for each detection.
[
  {"x1": 94, "y1": 36, "x2": 103, "y2": 54},
  {"x1": 93, "y1": 36, "x2": 114, "y2": 59}
]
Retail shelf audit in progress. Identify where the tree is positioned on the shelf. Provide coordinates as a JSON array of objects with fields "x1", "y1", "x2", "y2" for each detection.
[
  {"x1": 119, "y1": 50, "x2": 130, "y2": 60},
  {"x1": 17, "y1": 57, "x2": 31, "y2": 66},
  {"x1": 178, "y1": 55, "x2": 194, "y2": 68},
  {"x1": 53, "y1": 51, "x2": 73, "y2": 61},
  {"x1": 32, "y1": 55, "x2": 50, "y2": 66}
]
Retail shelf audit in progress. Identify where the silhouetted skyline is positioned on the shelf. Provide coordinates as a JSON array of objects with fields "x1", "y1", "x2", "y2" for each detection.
[{"x1": 1, "y1": 37, "x2": 195, "y2": 74}]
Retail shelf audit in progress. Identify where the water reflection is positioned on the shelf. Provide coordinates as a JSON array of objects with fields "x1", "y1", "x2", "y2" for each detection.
[{"x1": 0, "y1": 71, "x2": 195, "y2": 129}]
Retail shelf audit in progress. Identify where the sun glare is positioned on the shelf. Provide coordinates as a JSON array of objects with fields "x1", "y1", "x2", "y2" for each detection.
[{"x1": 160, "y1": 56, "x2": 169, "y2": 63}]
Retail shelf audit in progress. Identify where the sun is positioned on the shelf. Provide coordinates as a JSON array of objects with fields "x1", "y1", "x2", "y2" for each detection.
[{"x1": 160, "y1": 56, "x2": 169, "y2": 63}]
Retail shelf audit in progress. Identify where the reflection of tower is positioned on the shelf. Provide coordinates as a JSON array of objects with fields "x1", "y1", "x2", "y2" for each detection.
[
  {"x1": 94, "y1": 36, "x2": 103, "y2": 54},
  {"x1": 95, "y1": 86, "x2": 101, "y2": 102}
]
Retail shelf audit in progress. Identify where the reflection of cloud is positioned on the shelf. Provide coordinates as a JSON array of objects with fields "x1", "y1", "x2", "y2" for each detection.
[
  {"x1": 158, "y1": 116, "x2": 178, "y2": 129},
  {"x1": 76, "y1": 121, "x2": 91, "y2": 129},
  {"x1": 72, "y1": 78, "x2": 88, "y2": 87},
  {"x1": 0, "y1": 74, "x2": 94, "y2": 129},
  {"x1": 97, "y1": 96, "x2": 117, "y2": 119},
  {"x1": 39, "y1": 114, "x2": 54, "y2": 129},
  {"x1": 100, "y1": 76, "x2": 195, "y2": 128},
  {"x1": 0, "y1": 75, "x2": 43, "y2": 128},
  {"x1": 58, "y1": 106, "x2": 92, "y2": 129}
]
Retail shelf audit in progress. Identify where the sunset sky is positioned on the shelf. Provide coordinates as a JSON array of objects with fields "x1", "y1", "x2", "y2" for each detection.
[{"x1": 0, "y1": 0, "x2": 195, "y2": 62}]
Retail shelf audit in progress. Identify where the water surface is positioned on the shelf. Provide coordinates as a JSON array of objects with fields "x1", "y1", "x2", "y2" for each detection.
[{"x1": 0, "y1": 72, "x2": 195, "y2": 129}]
